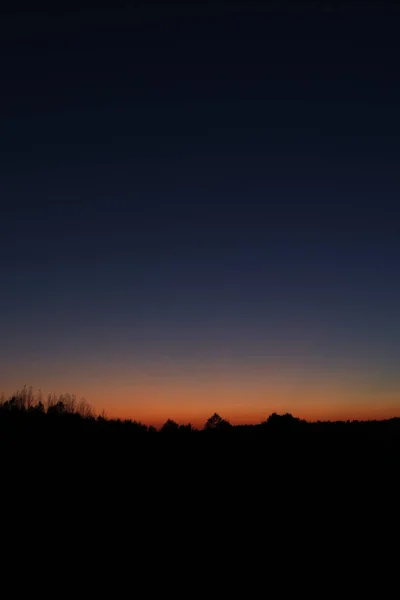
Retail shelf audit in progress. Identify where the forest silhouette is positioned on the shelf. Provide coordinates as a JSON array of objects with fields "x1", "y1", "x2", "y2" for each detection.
[
  {"x1": 2, "y1": 385, "x2": 398, "y2": 553},
  {"x1": 2, "y1": 387, "x2": 400, "y2": 473}
]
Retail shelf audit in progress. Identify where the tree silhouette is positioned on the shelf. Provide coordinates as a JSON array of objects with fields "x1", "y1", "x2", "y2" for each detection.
[
  {"x1": 47, "y1": 401, "x2": 66, "y2": 416},
  {"x1": 160, "y1": 419, "x2": 179, "y2": 433},
  {"x1": 204, "y1": 413, "x2": 231, "y2": 431},
  {"x1": 262, "y1": 413, "x2": 305, "y2": 430},
  {"x1": 179, "y1": 423, "x2": 195, "y2": 433}
]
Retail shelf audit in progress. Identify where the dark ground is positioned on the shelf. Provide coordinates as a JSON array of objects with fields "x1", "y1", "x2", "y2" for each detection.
[{"x1": 1, "y1": 404, "x2": 397, "y2": 587}]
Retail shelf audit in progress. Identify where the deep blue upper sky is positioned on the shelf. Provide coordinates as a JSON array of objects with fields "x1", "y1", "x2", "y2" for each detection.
[{"x1": 1, "y1": 2, "x2": 400, "y2": 417}]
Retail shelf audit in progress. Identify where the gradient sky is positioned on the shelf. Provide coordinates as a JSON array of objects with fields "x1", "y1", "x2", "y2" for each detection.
[{"x1": 1, "y1": 2, "x2": 400, "y2": 426}]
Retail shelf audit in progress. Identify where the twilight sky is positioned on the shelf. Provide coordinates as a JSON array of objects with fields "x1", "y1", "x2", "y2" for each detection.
[{"x1": 1, "y1": 2, "x2": 400, "y2": 426}]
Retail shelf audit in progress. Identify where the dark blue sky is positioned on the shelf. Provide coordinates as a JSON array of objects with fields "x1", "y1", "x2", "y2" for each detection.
[{"x1": 1, "y1": 2, "x2": 400, "y2": 422}]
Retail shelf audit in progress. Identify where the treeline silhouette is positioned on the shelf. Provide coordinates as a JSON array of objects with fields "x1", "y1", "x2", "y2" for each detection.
[
  {"x1": 3, "y1": 386, "x2": 400, "y2": 436},
  {"x1": 2, "y1": 386, "x2": 398, "y2": 550},
  {"x1": 2, "y1": 387, "x2": 400, "y2": 463}
]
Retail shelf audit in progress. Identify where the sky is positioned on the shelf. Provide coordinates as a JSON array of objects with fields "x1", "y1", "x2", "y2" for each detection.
[{"x1": 1, "y1": 1, "x2": 400, "y2": 426}]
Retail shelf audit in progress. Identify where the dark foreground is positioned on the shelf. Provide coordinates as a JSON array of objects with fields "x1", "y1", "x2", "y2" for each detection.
[
  {"x1": 1, "y1": 402, "x2": 398, "y2": 585},
  {"x1": 2, "y1": 404, "x2": 399, "y2": 495}
]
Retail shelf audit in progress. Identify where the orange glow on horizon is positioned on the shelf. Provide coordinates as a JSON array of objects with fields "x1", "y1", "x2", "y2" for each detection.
[
  {"x1": 85, "y1": 380, "x2": 400, "y2": 428},
  {"x1": 100, "y1": 402, "x2": 400, "y2": 429},
  {"x1": 3, "y1": 369, "x2": 400, "y2": 428}
]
